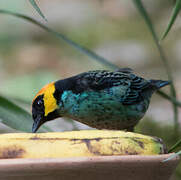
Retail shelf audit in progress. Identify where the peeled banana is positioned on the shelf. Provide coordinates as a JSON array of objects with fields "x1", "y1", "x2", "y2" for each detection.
[{"x1": 0, "y1": 130, "x2": 167, "y2": 159}]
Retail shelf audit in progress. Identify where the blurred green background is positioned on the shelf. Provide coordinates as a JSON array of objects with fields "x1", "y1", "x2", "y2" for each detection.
[{"x1": 0, "y1": 0, "x2": 181, "y2": 179}]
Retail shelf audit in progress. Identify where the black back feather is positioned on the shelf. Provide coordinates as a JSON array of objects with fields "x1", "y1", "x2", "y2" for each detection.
[{"x1": 54, "y1": 69, "x2": 169, "y2": 105}]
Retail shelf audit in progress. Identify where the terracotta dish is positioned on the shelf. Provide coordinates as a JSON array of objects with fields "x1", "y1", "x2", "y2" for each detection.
[{"x1": 0, "y1": 154, "x2": 179, "y2": 180}]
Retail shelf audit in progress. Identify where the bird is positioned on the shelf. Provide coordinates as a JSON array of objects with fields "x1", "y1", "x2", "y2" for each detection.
[{"x1": 32, "y1": 68, "x2": 170, "y2": 133}]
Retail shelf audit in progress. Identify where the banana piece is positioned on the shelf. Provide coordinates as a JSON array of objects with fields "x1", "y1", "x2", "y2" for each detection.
[{"x1": 0, "y1": 130, "x2": 167, "y2": 159}]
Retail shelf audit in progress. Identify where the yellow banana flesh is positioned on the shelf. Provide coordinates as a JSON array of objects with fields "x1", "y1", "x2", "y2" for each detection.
[{"x1": 0, "y1": 130, "x2": 167, "y2": 159}]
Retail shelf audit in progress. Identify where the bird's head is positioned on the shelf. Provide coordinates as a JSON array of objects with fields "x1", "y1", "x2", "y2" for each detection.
[{"x1": 32, "y1": 82, "x2": 60, "y2": 133}]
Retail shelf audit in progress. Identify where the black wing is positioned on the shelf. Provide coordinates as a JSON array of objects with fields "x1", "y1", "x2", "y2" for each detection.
[
  {"x1": 122, "y1": 74, "x2": 151, "y2": 104},
  {"x1": 75, "y1": 69, "x2": 151, "y2": 104},
  {"x1": 75, "y1": 69, "x2": 132, "y2": 91},
  {"x1": 55, "y1": 69, "x2": 152, "y2": 105}
]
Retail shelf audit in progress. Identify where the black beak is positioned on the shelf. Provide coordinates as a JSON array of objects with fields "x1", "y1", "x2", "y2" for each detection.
[{"x1": 32, "y1": 115, "x2": 44, "y2": 133}]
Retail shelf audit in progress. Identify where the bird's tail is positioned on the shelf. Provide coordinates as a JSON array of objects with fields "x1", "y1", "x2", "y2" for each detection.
[{"x1": 150, "y1": 80, "x2": 170, "y2": 90}]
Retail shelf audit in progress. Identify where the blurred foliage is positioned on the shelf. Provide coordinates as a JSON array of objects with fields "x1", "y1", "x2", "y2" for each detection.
[
  {"x1": 0, "y1": 1, "x2": 181, "y2": 178},
  {"x1": 161, "y1": 0, "x2": 181, "y2": 40},
  {"x1": 0, "y1": 71, "x2": 58, "y2": 102},
  {"x1": 29, "y1": 0, "x2": 47, "y2": 21},
  {"x1": 136, "y1": 119, "x2": 181, "y2": 180},
  {"x1": 133, "y1": 0, "x2": 179, "y2": 136},
  {"x1": 0, "y1": 95, "x2": 51, "y2": 132}
]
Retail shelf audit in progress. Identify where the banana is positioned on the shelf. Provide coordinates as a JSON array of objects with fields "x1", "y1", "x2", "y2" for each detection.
[{"x1": 0, "y1": 130, "x2": 167, "y2": 159}]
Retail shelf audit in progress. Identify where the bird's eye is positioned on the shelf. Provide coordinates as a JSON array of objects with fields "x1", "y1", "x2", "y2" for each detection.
[{"x1": 37, "y1": 100, "x2": 43, "y2": 106}]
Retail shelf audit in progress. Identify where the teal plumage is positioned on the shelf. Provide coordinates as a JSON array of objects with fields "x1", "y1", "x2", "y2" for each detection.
[
  {"x1": 54, "y1": 68, "x2": 169, "y2": 131},
  {"x1": 59, "y1": 89, "x2": 149, "y2": 131},
  {"x1": 32, "y1": 68, "x2": 170, "y2": 132}
]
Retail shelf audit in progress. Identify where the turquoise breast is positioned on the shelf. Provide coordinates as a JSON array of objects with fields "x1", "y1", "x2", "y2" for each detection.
[{"x1": 59, "y1": 86, "x2": 150, "y2": 130}]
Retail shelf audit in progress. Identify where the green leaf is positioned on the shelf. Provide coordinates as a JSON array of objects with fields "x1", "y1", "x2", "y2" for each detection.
[
  {"x1": 132, "y1": 0, "x2": 158, "y2": 43},
  {"x1": 29, "y1": 0, "x2": 47, "y2": 21},
  {"x1": 0, "y1": 9, "x2": 118, "y2": 70},
  {"x1": 132, "y1": 0, "x2": 179, "y2": 136},
  {"x1": 161, "y1": 0, "x2": 181, "y2": 40},
  {"x1": 0, "y1": 8, "x2": 180, "y2": 113},
  {"x1": 168, "y1": 138, "x2": 181, "y2": 153},
  {"x1": 0, "y1": 95, "x2": 51, "y2": 133},
  {"x1": 162, "y1": 151, "x2": 181, "y2": 162}
]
